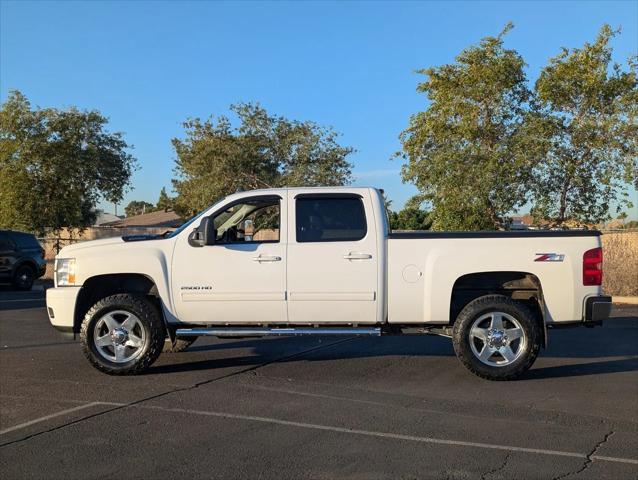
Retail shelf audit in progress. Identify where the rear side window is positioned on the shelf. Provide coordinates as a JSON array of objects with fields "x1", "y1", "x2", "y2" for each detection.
[
  {"x1": 296, "y1": 196, "x2": 367, "y2": 242},
  {"x1": 10, "y1": 232, "x2": 40, "y2": 249}
]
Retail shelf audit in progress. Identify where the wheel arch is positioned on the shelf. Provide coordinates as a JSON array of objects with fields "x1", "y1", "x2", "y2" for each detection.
[
  {"x1": 13, "y1": 259, "x2": 38, "y2": 276},
  {"x1": 73, "y1": 273, "x2": 167, "y2": 334},
  {"x1": 450, "y1": 271, "x2": 547, "y2": 347}
]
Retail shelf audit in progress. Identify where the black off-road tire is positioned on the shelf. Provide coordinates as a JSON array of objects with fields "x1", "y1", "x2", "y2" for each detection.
[
  {"x1": 13, "y1": 264, "x2": 35, "y2": 291},
  {"x1": 452, "y1": 295, "x2": 541, "y2": 381},
  {"x1": 80, "y1": 294, "x2": 166, "y2": 375},
  {"x1": 163, "y1": 336, "x2": 198, "y2": 353}
]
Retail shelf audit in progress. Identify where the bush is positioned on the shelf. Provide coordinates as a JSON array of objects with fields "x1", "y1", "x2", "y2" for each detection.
[{"x1": 602, "y1": 231, "x2": 638, "y2": 297}]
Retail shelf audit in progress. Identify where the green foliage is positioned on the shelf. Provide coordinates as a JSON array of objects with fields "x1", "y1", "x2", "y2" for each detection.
[
  {"x1": 171, "y1": 103, "x2": 354, "y2": 216},
  {"x1": 399, "y1": 23, "x2": 637, "y2": 230},
  {"x1": 387, "y1": 196, "x2": 432, "y2": 231},
  {"x1": 0, "y1": 91, "x2": 136, "y2": 234},
  {"x1": 124, "y1": 188, "x2": 174, "y2": 217},
  {"x1": 398, "y1": 24, "x2": 532, "y2": 230},
  {"x1": 124, "y1": 200, "x2": 155, "y2": 217},
  {"x1": 156, "y1": 187, "x2": 174, "y2": 211},
  {"x1": 529, "y1": 25, "x2": 637, "y2": 226}
]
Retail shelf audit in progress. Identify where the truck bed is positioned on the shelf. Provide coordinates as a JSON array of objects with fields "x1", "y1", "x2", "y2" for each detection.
[
  {"x1": 386, "y1": 230, "x2": 602, "y2": 325},
  {"x1": 389, "y1": 230, "x2": 601, "y2": 239}
]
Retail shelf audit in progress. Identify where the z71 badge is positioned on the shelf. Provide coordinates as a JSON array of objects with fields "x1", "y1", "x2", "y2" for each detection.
[{"x1": 534, "y1": 253, "x2": 565, "y2": 262}]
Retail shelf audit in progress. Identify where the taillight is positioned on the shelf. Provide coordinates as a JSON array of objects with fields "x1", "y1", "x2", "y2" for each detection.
[{"x1": 583, "y1": 247, "x2": 603, "y2": 286}]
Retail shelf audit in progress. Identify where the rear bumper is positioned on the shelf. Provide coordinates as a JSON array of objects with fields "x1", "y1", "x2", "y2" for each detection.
[
  {"x1": 46, "y1": 287, "x2": 81, "y2": 335},
  {"x1": 37, "y1": 261, "x2": 46, "y2": 278},
  {"x1": 583, "y1": 295, "x2": 612, "y2": 326}
]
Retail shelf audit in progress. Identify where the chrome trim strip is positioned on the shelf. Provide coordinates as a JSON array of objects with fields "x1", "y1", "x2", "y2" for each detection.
[{"x1": 175, "y1": 327, "x2": 381, "y2": 337}]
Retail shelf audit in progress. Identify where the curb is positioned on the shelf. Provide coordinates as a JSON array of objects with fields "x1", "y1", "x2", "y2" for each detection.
[{"x1": 612, "y1": 296, "x2": 638, "y2": 305}]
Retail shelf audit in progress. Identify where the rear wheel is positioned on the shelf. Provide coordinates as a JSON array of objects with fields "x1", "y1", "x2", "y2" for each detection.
[
  {"x1": 13, "y1": 264, "x2": 35, "y2": 291},
  {"x1": 80, "y1": 294, "x2": 165, "y2": 375},
  {"x1": 452, "y1": 295, "x2": 541, "y2": 381}
]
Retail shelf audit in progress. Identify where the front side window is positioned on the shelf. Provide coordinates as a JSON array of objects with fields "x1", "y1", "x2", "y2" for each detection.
[
  {"x1": 213, "y1": 197, "x2": 280, "y2": 244},
  {"x1": 296, "y1": 196, "x2": 367, "y2": 242}
]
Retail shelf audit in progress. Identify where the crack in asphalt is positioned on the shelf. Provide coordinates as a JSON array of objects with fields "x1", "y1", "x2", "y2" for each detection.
[
  {"x1": 0, "y1": 336, "x2": 356, "y2": 448},
  {"x1": 1, "y1": 341, "x2": 76, "y2": 350},
  {"x1": 480, "y1": 452, "x2": 510, "y2": 480},
  {"x1": 552, "y1": 430, "x2": 615, "y2": 480}
]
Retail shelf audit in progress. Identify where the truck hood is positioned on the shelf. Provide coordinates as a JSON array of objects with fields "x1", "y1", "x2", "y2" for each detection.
[{"x1": 57, "y1": 237, "x2": 126, "y2": 256}]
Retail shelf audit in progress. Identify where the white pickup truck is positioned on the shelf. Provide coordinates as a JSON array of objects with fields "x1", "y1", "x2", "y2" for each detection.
[{"x1": 46, "y1": 187, "x2": 611, "y2": 380}]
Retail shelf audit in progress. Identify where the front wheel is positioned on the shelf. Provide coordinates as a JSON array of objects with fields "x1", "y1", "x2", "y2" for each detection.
[
  {"x1": 80, "y1": 294, "x2": 166, "y2": 375},
  {"x1": 452, "y1": 295, "x2": 541, "y2": 381}
]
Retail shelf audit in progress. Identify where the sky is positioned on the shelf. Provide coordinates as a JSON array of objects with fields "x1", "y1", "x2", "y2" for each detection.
[{"x1": 1, "y1": 0, "x2": 637, "y2": 219}]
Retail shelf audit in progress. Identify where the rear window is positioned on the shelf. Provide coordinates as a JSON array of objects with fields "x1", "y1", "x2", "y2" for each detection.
[
  {"x1": 296, "y1": 196, "x2": 367, "y2": 242},
  {"x1": 9, "y1": 232, "x2": 40, "y2": 249}
]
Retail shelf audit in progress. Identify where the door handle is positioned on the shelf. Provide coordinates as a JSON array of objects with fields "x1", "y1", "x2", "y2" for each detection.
[
  {"x1": 343, "y1": 252, "x2": 372, "y2": 260},
  {"x1": 252, "y1": 254, "x2": 282, "y2": 262}
]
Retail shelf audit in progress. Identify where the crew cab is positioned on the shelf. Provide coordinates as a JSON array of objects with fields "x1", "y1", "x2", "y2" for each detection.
[{"x1": 46, "y1": 187, "x2": 611, "y2": 380}]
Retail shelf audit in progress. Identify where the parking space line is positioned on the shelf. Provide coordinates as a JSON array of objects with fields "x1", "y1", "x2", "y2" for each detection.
[
  {"x1": 0, "y1": 394, "x2": 88, "y2": 405},
  {"x1": 241, "y1": 383, "x2": 405, "y2": 408},
  {"x1": 133, "y1": 404, "x2": 638, "y2": 466},
  {"x1": 1, "y1": 396, "x2": 636, "y2": 466},
  {"x1": 0, "y1": 402, "x2": 102, "y2": 435},
  {"x1": 591, "y1": 455, "x2": 638, "y2": 464}
]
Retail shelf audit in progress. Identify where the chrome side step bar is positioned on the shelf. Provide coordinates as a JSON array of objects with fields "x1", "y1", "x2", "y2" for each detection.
[{"x1": 175, "y1": 327, "x2": 382, "y2": 337}]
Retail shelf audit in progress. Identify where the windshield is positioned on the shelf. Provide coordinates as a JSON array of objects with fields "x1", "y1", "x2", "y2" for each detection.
[{"x1": 164, "y1": 197, "x2": 225, "y2": 238}]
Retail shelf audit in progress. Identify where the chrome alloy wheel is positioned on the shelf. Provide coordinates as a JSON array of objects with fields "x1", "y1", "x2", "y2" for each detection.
[
  {"x1": 469, "y1": 312, "x2": 527, "y2": 367},
  {"x1": 93, "y1": 310, "x2": 147, "y2": 363}
]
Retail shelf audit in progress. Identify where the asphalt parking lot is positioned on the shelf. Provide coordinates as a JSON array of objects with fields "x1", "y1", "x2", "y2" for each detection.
[{"x1": 0, "y1": 287, "x2": 636, "y2": 480}]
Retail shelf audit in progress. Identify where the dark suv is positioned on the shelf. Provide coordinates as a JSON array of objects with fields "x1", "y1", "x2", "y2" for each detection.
[{"x1": 0, "y1": 230, "x2": 47, "y2": 290}]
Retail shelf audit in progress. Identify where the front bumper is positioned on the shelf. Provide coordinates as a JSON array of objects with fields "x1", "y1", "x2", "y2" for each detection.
[
  {"x1": 46, "y1": 287, "x2": 82, "y2": 336},
  {"x1": 584, "y1": 295, "x2": 612, "y2": 326}
]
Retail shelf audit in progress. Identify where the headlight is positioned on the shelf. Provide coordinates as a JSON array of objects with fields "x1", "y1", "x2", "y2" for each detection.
[{"x1": 55, "y1": 258, "x2": 77, "y2": 286}]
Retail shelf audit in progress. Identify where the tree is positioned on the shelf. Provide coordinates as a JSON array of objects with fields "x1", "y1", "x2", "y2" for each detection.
[
  {"x1": 156, "y1": 187, "x2": 174, "y2": 211},
  {"x1": 124, "y1": 200, "x2": 155, "y2": 217},
  {"x1": 387, "y1": 196, "x2": 432, "y2": 230},
  {"x1": 529, "y1": 25, "x2": 637, "y2": 226},
  {"x1": 398, "y1": 24, "x2": 533, "y2": 230},
  {"x1": 171, "y1": 103, "x2": 354, "y2": 216},
  {"x1": 0, "y1": 91, "x2": 135, "y2": 234}
]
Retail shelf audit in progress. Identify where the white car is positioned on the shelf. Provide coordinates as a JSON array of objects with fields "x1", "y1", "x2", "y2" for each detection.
[{"x1": 46, "y1": 187, "x2": 611, "y2": 380}]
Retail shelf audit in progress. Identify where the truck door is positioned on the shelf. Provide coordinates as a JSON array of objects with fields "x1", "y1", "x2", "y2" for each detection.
[
  {"x1": 286, "y1": 192, "x2": 379, "y2": 324},
  {"x1": 171, "y1": 194, "x2": 287, "y2": 324}
]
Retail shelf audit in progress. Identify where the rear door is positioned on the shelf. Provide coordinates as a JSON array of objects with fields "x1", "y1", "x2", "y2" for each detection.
[{"x1": 286, "y1": 192, "x2": 379, "y2": 324}]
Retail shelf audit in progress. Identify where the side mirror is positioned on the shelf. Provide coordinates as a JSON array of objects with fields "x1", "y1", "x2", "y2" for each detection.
[
  {"x1": 188, "y1": 217, "x2": 216, "y2": 247},
  {"x1": 200, "y1": 216, "x2": 216, "y2": 245}
]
